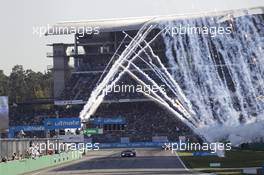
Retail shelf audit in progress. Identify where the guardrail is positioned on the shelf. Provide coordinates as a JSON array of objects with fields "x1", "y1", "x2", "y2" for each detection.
[
  {"x1": 0, "y1": 151, "x2": 82, "y2": 175},
  {"x1": 0, "y1": 138, "x2": 61, "y2": 159},
  {"x1": 99, "y1": 142, "x2": 165, "y2": 148}
]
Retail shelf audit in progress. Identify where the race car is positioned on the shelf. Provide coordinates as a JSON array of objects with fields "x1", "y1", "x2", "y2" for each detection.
[{"x1": 121, "y1": 149, "x2": 136, "y2": 157}]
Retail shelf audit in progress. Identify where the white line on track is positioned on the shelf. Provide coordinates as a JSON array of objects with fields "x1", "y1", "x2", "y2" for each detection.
[{"x1": 174, "y1": 151, "x2": 189, "y2": 171}]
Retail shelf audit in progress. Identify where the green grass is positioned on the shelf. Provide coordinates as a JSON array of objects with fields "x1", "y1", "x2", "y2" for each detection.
[{"x1": 178, "y1": 150, "x2": 264, "y2": 175}]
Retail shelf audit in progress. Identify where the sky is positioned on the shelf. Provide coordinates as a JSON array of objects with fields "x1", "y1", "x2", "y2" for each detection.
[{"x1": 0, "y1": 0, "x2": 263, "y2": 75}]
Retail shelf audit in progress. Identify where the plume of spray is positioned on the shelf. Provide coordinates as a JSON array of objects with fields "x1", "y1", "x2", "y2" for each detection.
[{"x1": 80, "y1": 9, "x2": 264, "y2": 146}]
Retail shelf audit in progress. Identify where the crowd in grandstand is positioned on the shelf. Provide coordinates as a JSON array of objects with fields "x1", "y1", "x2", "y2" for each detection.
[
  {"x1": 8, "y1": 38, "x2": 197, "y2": 143},
  {"x1": 91, "y1": 101, "x2": 195, "y2": 143},
  {"x1": 9, "y1": 99, "x2": 195, "y2": 143},
  {"x1": 10, "y1": 105, "x2": 81, "y2": 126}
]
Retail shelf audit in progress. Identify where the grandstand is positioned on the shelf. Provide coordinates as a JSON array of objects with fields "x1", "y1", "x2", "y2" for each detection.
[
  {"x1": 10, "y1": 7, "x2": 264, "y2": 142},
  {"x1": 43, "y1": 17, "x2": 199, "y2": 143}
]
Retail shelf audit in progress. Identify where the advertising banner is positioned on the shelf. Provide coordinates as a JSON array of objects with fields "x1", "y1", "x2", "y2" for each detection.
[
  {"x1": 54, "y1": 100, "x2": 85, "y2": 106},
  {"x1": 0, "y1": 96, "x2": 9, "y2": 131},
  {"x1": 98, "y1": 142, "x2": 165, "y2": 148},
  {"x1": 58, "y1": 135, "x2": 84, "y2": 142},
  {"x1": 10, "y1": 125, "x2": 45, "y2": 131},
  {"x1": 82, "y1": 128, "x2": 103, "y2": 135},
  {"x1": 8, "y1": 125, "x2": 45, "y2": 138},
  {"x1": 91, "y1": 117, "x2": 126, "y2": 125},
  {"x1": 152, "y1": 136, "x2": 168, "y2": 143},
  {"x1": 44, "y1": 118, "x2": 81, "y2": 129}
]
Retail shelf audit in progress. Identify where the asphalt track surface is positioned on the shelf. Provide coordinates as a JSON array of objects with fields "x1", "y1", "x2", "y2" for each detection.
[{"x1": 27, "y1": 148, "x2": 208, "y2": 175}]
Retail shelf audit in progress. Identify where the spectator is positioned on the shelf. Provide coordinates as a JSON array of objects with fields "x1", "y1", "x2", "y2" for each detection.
[
  {"x1": 1, "y1": 156, "x2": 7, "y2": 163},
  {"x1": 11, "y1": 153, "x2": 18, "y2": 160}
]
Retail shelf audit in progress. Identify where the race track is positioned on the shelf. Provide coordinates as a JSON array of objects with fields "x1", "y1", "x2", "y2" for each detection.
[{"x1": 27, "y1": 148, "x2": 206, "y2": 175}]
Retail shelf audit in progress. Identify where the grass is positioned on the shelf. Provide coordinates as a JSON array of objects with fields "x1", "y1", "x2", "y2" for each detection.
[{"x1": 178, "y1": 150, "x2": 264, "y2": 175}]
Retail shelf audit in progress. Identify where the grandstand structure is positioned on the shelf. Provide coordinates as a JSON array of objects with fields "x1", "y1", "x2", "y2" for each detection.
[
  {"x1": 45, "y1": 16, "x2": 198, "y2": 143},
  {"x1": 44, "y1": 7, "x2": 264, "y2": 143}
]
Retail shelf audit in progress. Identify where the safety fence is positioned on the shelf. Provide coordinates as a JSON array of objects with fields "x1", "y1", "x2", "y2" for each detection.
[
  {"x1": 0, "y1": 138, "x2": 61, "y2": 159},
  {"x1": 99, "y1": 142, "x2": 165, "y2": 148},
  {"x1": 0, "y1": 151, "x2": 82, "y2": 175}
]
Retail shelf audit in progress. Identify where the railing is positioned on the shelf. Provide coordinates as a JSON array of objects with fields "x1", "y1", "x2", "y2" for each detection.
[
  {"x1": 67, "y1": 50, "x2": 85, "y2": 56},
  {"x1": 0, "y1": 138, "x2": 61, "y2": 159},
  {"x1": 46, "y1": 50, "x2": 86, "y2": 57},
  {"x1": 47, "y1": 50, "x2": 116, "y2": 57},
  {"x1": 0, "y1": 151, "x2": 82, "y2": 175}
]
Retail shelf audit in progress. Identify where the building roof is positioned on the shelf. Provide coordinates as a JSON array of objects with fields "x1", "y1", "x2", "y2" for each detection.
[{"x1": 45, "y1": 7, "x2": 264, "y2": 36}]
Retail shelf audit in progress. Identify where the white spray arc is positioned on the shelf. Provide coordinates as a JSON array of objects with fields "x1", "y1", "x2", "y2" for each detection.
[
  {"x1": 80, "y1": 10, "x2": 264, "y2": 145},
  {"x1": 159, "y1": 12, "x2": 264, "y2": 145}
]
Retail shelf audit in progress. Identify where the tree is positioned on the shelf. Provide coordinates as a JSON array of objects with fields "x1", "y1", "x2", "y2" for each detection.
[
  {"x1": 6, "y1": 65, "x2": 53, "y2": 103},
  {"x1": 8, "y1": 65, "x2": 28, "y2": 103},
  {"x1": 0, "y1": 70, "x2": 8, "y2": 96}
]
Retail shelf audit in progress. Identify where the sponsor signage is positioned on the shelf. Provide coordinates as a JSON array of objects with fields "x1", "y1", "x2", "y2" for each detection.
[
  {"x1": 58, "y1": 135, "x2": 84, "y2": 143},
  {"x1": 10, "y1": 125, "x2": 45, "y2": 131},
  {"x1": 44, "y1": 118, "x2": 81, "y2": 129},
  {"x1": 91, "y1": 117, "x2": 126, "y2": 125},
  {"x1": 152, "y1": 136, "x2": 168, "y2": 143},
  {"x1": 82, "y1": 128, "x2": 103, "y2": 135},
  {"x1": 243, "y1": 168, "x2": 257, "y2": 174},
  {"x1": 54, "y1": 100, "x2": 85, "y2": 106},
  {"x1": 0, "y1": 96, "x2": 9, "y2": 131},
  {"x1": 193, "y1": 151, "x2": 217, "y2": 157},
  {"x1": 209, "y1": 163, "x2": 221, "y2": 167},
  {"x1": 98, "y1": 142, "x2": 165, "y2": 148},
  {"x1": 8, "y1": 125, "x2": 45, "y2": 138}
]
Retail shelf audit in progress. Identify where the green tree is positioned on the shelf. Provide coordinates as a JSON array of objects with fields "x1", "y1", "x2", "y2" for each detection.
[
  {"x1": 0, "y1": 70, "x2": 9, "y2": 96},
  {"x1": 8, "y1": 65, "x2": 28, "y2": 103},
  {"x1": 2, "y1": 65, "x2": 53, "y2": 104}
]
